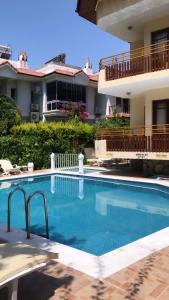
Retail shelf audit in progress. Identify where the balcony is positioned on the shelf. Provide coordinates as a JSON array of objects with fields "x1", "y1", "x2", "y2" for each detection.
[
  {"x1": 44, "y1": 100, "x2": 87, "y2": 119},
  {"x1": 99, "y1": 40, "x2": 169, "y2": 97},
  {"x1": 100, "y1": 40, "x2": 169, "y2": 81},
  {"x1": 100, "y1": 41, "x2": 169, "y2": 80},
  {"x1": 96, "y1": 124, "x2": 169, "y2": 154},
  {"x1": 108, "y1": 105, "x2": 130, "y2": 117}
]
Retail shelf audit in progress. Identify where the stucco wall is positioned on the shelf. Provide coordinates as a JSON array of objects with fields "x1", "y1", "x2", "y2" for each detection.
[
  {"x1": 0, "y1": 79, "x2": 7, "y2": 95},
  {"x1": 16, "y1": 81, "x2": 31, "y2": 119},
  {"x1": 6, "y1": 80, "x2": 17, "y2": 98},
  {"x1": 0, "y1": 66, "x2": 17, "y2": 79},
  {"x1": 144, "y1": 15, "x2": 169, "y2": 46},
  {"x1": 145, "y1": 88, "x2": 169, "y2": 127},
  {"x1": 130, "y1": 40, "x2": 144, "y2": 50},
  {"x1": 130, "y1": 96, "x2": 145, "y2": 126},
  {"x1": 130, "y1": 89, "x2": 169, "y2": 128},
  {"x1": 97, "y1": 0, "x2": 140, "y2": 18}
]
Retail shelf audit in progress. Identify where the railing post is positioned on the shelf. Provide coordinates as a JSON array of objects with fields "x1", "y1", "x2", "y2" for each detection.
[
  {"x1": 50, "y1": 153, "x2": 56, "y2": 170},
  {"x1": 78, "y1": 153, "x2": 84, "y2": 174}
]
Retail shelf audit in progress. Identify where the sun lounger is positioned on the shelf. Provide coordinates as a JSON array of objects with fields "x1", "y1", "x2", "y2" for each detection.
[
  {"x1": 0, "y1": 242, "x2": 58, "y2": 300},
  {"x1": 0, "y1": 160, "x2": 28, "y2": 175}
]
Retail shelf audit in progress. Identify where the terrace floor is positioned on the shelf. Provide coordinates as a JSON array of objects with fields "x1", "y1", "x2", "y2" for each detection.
[{"x1": 0, "y1": 243, "x2": 169, "y2": 300}]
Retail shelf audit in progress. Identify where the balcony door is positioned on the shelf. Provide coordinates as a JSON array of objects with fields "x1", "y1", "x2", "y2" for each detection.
[
  {"x1": 153, "y1": 100, "x2": 169, "y2": 126},
  {"x1": 151, "y1": 28, "x2": 169, "y2": 70}
]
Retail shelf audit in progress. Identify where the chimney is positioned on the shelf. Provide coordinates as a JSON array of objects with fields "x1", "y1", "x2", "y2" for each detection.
[
  {"x1": 18, "y1": 51, "x2": 28, "y2": 69},
  {"x1": 83, "y1": 57, "x2": 93, "y2": 75}
]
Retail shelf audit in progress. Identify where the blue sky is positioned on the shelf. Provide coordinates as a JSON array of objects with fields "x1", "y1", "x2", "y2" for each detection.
[{"x1": 0, "y1": 0, "x2": 129, "y2": 71}]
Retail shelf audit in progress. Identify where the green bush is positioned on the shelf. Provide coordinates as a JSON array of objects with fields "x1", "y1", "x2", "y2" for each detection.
[
  {"x1": 95, "y1": 116, "x2": 130, "y2": 129},
  {"x1": 0, "y1": 121, "x2": 95, "y2": 169},
  {"x1": 0, "y1": 94, "x2": 21, "y2": 135}
]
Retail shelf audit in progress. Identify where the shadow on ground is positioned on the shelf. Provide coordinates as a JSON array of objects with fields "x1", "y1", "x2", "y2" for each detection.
[{"x1": 125, "y1": 254, "x2": 156, "y2": 300}]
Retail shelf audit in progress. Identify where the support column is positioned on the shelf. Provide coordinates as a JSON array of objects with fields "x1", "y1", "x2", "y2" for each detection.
[{"x1": 42, "y1": 80, "x2": 47, "y2": 121}]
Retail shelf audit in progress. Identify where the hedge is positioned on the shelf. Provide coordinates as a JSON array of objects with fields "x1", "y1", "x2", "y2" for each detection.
[{"x1": 0, "y1": 122, "x2": 95, "y2": 169}]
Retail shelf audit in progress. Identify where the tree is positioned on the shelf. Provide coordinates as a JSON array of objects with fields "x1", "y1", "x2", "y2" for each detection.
[{"x1": 0, "y1": 94, "x2": 21, "y2": 135}]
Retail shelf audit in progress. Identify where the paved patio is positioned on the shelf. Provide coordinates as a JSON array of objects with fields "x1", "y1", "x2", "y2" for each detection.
[{"x1": 0, "y1": 244, "x2": 169, "y2": 300}]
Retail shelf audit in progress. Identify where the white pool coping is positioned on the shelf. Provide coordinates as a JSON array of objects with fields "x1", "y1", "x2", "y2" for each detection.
[{"x1": 0, "y1": 168, "x2": 169, "y2": 279}]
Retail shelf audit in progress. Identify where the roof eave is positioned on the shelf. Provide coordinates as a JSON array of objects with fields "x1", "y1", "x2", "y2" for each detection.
[{"x1": 76, "y1": 0, "x2": 97, "y2": 24}]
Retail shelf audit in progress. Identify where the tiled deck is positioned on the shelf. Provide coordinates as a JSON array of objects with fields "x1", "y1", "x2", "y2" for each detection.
[{"x1": 0, "y1": 245, "x2": 169, "y2": 300}]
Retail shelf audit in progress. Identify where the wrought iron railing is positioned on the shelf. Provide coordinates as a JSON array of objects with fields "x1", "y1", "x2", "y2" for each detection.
[
  {"x1": 97, "y1": 124, "x2": 169, "y2": 152},
  {"x1": 100, "y1": 40, "x2": 169, "y2": 80}
]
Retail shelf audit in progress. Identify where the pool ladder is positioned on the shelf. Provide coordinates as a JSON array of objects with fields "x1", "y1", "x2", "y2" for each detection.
[{"x1": 7, "y1": 187, "x2": 49, "y2": 239}]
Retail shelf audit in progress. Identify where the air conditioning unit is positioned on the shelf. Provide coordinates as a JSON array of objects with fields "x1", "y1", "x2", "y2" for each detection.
[
  {"x1": 30, "y1": 112, "x2": 40, "y2": 122},
  {"x1": 31, "y1": 103, "x2": 39, "y2": 112}
]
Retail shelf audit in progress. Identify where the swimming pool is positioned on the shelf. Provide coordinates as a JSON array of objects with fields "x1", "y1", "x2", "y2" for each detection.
[
  {"x1": 61, "y1": 167, "x2": 100, "y2": 174},
  {"x1": 0, "y1": 174, "x2": 169, "y2": 256}
]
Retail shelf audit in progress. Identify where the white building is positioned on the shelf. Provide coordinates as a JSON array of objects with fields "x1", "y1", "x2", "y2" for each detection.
[
  {"x1": 0, "y1": 46, "x2": 130, "y2": 122},
  {"x1": 76, "y1": 0, "x2": 169, "y2": 170}
]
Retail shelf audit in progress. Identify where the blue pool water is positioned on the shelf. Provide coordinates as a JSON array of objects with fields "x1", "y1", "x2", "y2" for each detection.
[
  {"x1": 62, "y1": 168, "x2": 99, "y2": 174},
  {"x1": 0, "y1": 175, "x2": 169, "y2": 255}
]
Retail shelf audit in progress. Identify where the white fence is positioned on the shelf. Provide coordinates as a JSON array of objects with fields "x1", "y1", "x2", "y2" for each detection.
[
  {"x1": 55, "y1": 153, "x2": 79, "y2": 170},
  {"x1": 50, "y1": 153, "x2": 84, "y2": 173}
]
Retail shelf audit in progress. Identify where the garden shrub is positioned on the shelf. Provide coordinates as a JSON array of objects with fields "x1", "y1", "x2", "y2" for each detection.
[
  {"x1": 95, "y1": 116, "x2": 130, "y2": 129},
  {"x1": 0, "y1": 94, "x2": 21, "y2": 135},
  {"x1": 0, "y1": 121, "x2": 95, "y2": 169}
]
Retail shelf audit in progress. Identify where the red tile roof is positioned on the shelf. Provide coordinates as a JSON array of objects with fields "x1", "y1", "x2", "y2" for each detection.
[
  {"x1": 89, "y1": 74, "x2": 98, "y2": 82},
  {"x1": 0, "y1": 61, "x2": 43, "y2": 77},
  {"x1": 0, "y1": 60, "x2": 17, "y2": 72},
  {"x1": 0, "y1": 60, "x2": 98, "y2": 82},
  {"x1": 43, "y1": 69, "x2": 78, "y2": 78},
  {"x1": 17, "y1": 68, "x2": 43, "y2": 77}
]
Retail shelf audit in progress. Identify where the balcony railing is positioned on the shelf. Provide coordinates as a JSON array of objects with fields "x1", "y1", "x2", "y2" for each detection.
[
  {"x1": 97, "y1": 124, "x2": 169, "y2": 152},
  {"x1": 46, "y1": 100, "x2": 86, "y2": 112},
  {"x1": 109, "y1": 105, "x2": 130, "y2": 115},
  {"x1": 100, "y1": 40, "x2": 169, "y2": 81}
]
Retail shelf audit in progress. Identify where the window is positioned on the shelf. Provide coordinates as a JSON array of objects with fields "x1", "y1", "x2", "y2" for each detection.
[
  {"x1": 123, "y1": 98, "x2": 130, "y2": 113},
  {"x1": 153, "y1": 100, "x2": 169, "y2": 125},
  {"x1": 11, "y1": 88, "x2": 16, "y2": 100},
  {"x1": 152, "y1": 28, "x2": 169, "y2": 44},
  {"x1": 47, "y1": 82, "x2": 56, "y2": 101},
  {"x1": 116, "y1": 97, "x2": 122, "y2": 107},
  {"x1": 57, "y1": 81, "x2": 86, "y2": 103}
]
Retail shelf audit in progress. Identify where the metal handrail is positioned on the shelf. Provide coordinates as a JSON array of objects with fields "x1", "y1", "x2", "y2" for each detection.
[
  {"x1": 27, "y1": 190, "x2": 49, "y2": 239},
  {"x1": 7, "y1": 187, "x2": 28, "y2": 233},
  {"x1": 96, "y1": 124, "x2": 169, "y2": 138},
  {"x1": 100, "y1": 39, "x2": 169, "y2": 69}
]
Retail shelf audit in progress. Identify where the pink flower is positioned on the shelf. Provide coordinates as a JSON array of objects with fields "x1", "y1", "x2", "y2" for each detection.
[{"x1": 80, "y1": 111, "x2": 88, "y2": 121}]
